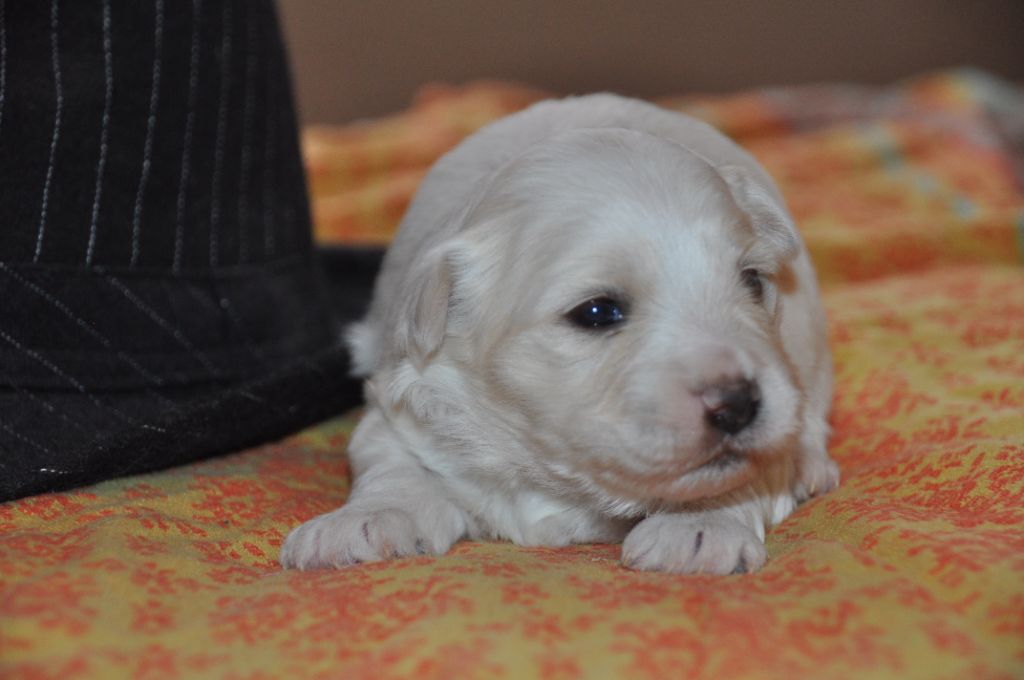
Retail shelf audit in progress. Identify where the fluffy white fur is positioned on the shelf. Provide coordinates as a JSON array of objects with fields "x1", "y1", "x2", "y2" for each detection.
[{"x1": 281, "y1": 94, "x2": 839, "y2": 574}]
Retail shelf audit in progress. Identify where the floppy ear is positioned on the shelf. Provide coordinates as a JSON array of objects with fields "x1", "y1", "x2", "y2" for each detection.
[
  {"x1": 717, "y1": 165, "x2": 800, "y2": 261},
  {"x1": 392, "y1": 240, "x2": 468, "y2": 367}
]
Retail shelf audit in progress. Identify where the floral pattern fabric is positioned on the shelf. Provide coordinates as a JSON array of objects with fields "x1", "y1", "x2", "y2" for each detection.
[{"x1": 2, "y1": 70, "x2": 1023, "y2": 679}]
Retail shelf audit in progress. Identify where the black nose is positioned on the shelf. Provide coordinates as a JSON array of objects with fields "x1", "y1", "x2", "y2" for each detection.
[{"x1": 703, "y1": 379, "x2": 760, "y2": 435}]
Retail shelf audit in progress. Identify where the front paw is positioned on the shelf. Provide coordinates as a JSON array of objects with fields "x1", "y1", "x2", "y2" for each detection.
[
  {"x1": 621, "y1": 513, "x2": 767, "y2": 575},
  {"x1": 793, "y1": 456, "x2": 840, "y2": 503},
  {"x1": 280, "y1": 507, "x2": 450, "y2": 570}
]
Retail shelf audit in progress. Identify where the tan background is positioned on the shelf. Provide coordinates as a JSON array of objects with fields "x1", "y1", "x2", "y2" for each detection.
[{"x1": 278, "y1": 0, "x2": 1024, "y2": 124}]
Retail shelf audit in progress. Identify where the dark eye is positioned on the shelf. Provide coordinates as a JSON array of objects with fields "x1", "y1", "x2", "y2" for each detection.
[
  {"x1": 741, "y1": 268, "x2": 763, "y2": 302},
  {"x1": 567, "y1": 297, "x2": 626, "y2": 329}
]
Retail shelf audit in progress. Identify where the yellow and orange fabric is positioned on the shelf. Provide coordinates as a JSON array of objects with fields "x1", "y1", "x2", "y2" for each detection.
[{"x1": 2, "y1": 70, "x2": 1023, "y2": 679}]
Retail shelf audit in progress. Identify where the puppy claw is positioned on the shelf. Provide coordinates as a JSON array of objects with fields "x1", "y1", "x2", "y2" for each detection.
[
  {"x1": 794, "y1": 457, "x2": 841, "y2": 503},
  {"x1": 281, "y1": 507, "x2": 440, "y2": 570},
  {"x1": 622, "y1": 513, "x2": 766, "y2": 575}
]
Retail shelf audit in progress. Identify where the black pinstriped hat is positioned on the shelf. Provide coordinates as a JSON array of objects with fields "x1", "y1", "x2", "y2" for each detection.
[{"x1": 0, "y1": 0, "x2": 377, "y2": 501}]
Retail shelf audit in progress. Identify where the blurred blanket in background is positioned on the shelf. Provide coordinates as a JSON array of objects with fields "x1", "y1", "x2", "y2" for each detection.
[{"x1": 2, "y1": 70, "x2": 1023, "y2": 679}]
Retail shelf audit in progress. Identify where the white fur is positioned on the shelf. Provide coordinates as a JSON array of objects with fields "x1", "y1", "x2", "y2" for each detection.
[{"x1": 281, "y1": 94, "x2": 839, "y2": 575}]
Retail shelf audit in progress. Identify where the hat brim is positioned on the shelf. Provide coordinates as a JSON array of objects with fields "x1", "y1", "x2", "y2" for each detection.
[{"x1": 0, "y1": 247, "x2": 386, "y2": 503}]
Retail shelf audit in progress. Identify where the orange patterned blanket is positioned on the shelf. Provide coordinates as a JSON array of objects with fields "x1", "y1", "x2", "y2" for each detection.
[{"x1": 3, "y1": 70, "x2": 1023, "y2": 679}]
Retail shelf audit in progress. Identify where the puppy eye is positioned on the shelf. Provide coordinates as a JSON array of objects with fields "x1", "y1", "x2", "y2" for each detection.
[
  {"x1": 567, "y1": 297, "x2": 626, "y2": 329},
  {"x1": 741, "y1": 268, "x2": 764, "y2": 302}
]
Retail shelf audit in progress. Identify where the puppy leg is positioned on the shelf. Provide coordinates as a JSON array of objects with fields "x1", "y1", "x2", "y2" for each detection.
[
  {"x1": 621, "y1": 506, "x2": 768, "y2": 575},
  {"x1": 792, "y1": 407, "x2": 840, "y2": 503},
  {"x1": 280, "y1": 409, "x2": 468, "y2": 570}
]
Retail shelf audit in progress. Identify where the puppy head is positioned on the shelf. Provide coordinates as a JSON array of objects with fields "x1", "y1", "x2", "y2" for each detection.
[{"x1": 401, "y1": 129, "x2": 804, "y2": 514}]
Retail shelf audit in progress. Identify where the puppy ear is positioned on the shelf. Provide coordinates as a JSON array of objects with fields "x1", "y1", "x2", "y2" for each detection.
[
  {"x1": 718, "y1": 165, "x2": 800, "y2": 261},
  {"x1": 393, "y1": 240, "x2": 467, "y2": 367}
]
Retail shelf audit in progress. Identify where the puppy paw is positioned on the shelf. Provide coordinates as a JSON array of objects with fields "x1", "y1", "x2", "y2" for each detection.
[
  {"x1": 280, "y1": 507, "x2": 452, "y2": 570},
  {"x1": 793, "y1": 456, "x2": 840, "y2": 503},
  {"x1": 621, "y1": 513, "x2": 767, "y2": 575}
]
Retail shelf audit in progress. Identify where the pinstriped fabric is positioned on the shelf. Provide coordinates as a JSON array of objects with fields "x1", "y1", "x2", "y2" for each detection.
[
  {"x1": 0, "y1": 1, "x2": 352, "y2": 502},
  {"x1": 0, "y1": 368, "x2": 92, "y2": 433},
  {"x1": 0, "y1": 421, "x2": 54, "y2": 455},
  {"x1": 0, "y1": 0, "x2": 6, "y2": 141},
  {"x1": 130, "y1": 0, "x2": 164, "y2": 268},
  {"x1": 0, "y1": 262, "x2": 188, "y2": 429},
  {"x1": 3, "y1": 0, "x2": 313, "y2": 269},
  {"x1": 216, "y1": 290, "x2": 268, "y2": 363},
  {"x1": 174, "y1": 0, "x2": 202, "y2": 274},
  {"x1": 208, "y1": 0, "x2": 232, "y2": 267},
  {"x1": 85, "y1": 0, "x2": 113, "y2": 266},
  {"x1": 0, "y1": 262, "x2": 166, "y2": 387},
  {"x1": 34, "y1": 0, "x2": 62, "y2": 263},
  {"x1": 0, "y1": 263, "x2": 202, "y2": 429},
  {"x1": 0, "y1": 327, "x2": 88, "y2": 393},
  {"x1": 263, "y1": 95, "x2": 278, "y2": 258},
  {"x1": 102, "y1": 272, "x2": 223, "y2": 378},
  {"x1": 0, "y1": 326, "x2": 162, "y2": 433},
  {"x1": 236, "y1": 5, "x2": 256, "y2": 263}
]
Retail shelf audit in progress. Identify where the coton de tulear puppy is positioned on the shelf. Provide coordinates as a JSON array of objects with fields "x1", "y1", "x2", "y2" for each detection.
[{"x1": 281, "y1": 94, "x2": 839, "y2": 574}]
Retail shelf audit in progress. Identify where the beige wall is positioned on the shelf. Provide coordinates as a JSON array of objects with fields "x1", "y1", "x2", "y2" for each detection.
[{"x1": 278, "y1": 0, "x2": 1024, "y2": 124}]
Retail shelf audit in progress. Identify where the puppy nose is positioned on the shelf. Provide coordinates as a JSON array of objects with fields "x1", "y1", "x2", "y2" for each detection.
[{"x1": 702, "y1": 379, "x2": 760, "y2": 435}]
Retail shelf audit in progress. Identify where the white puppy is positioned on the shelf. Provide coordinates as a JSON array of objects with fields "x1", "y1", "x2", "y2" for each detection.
[{"x1": 281, "y1": 94, "x2": 839, "y2": 574}]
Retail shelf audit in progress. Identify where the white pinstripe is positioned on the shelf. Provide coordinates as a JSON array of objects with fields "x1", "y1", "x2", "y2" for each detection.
[
  {"x1": 179, "y1": 283, "x2": 301, "y2": 420},
  {"x1": 174, "y1": 0, "x2": 203, "y2": 273},
  {"x1": 0, "y1": 421, "x2": 55, "y2": 456},
  {"x1": 104, "y1": 273, "x2": 222, "y2": 377},
  {"x1": 0, "y1": 0, "x2": 7, "y2": 140},
  {"x1": 0, "y1": 262, "x2": 168, "y2": 388},
  {"x1": 0, "y1": 327, "x2": 164, "y2": 432},
  {"x1": 34, "y1": 0, "x2": 63, "y2": 263},
  {"x1": 0, "y1": 266, "x2": 299, "y2": 428},
  {"x1": 131, "y1": 0, "x2": 164, "y2": 267},
  {"x1": 208, "y1": 0, "x2": 232, "y2": 267},
  {"x1": 234, "y1": 388, "x2": 266, "y2": 404},
  {"x1": 0, "y1": 368, "x2": 91, "y2": 433},
  {"x1": 262, "y1": 75, "x2": 276, "y2": 258},
  {"x1": 180, "y1": 279, "x2": 306, "y2": 422},
  {"x1": 85, "y1": 0, "x2": 113, "y2": 266},
  {"x1": 0, "y1": 326, "x2": 89, "y2": 392},
  {"x1": 236, "y1": 6, "x2": 256, "y2": 263},
  {"x1": 0, "y1": 262, "x2": 188, "y2": 420}
]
